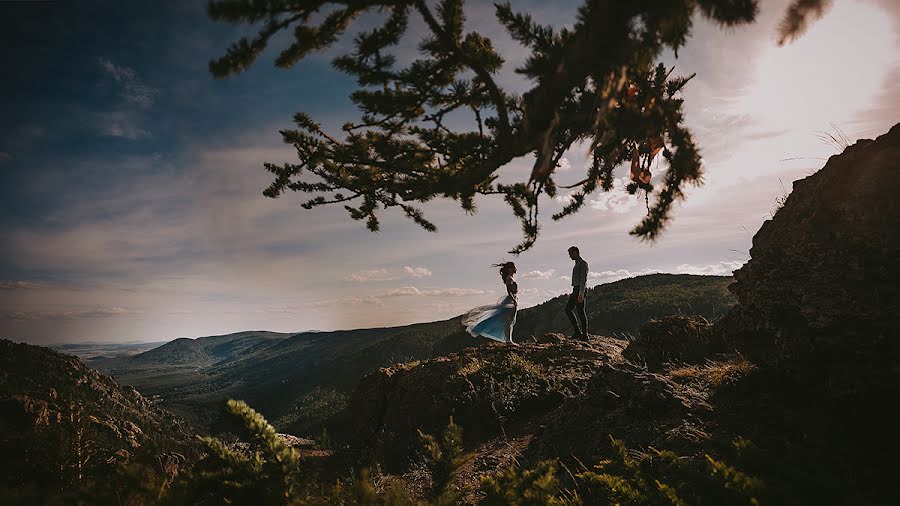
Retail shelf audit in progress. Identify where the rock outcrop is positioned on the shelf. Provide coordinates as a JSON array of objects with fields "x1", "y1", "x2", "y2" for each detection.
[
  {"x1": 330, "y1": 335, "x2": 716, "y2": 477},
  {"x1": 724, "y1": 123, "x2": 900, "y2": 392},
  {"x1": 332, "y1": 337, "x2": 630, "y2": 470}
]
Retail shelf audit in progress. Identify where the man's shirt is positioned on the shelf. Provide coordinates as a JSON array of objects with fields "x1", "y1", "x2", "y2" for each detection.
[{"x1": 571, "y1": 258, "x2": 588, "y2": 293}]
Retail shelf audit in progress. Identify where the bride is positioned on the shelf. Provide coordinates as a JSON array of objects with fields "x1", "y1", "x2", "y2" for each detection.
[{"x1": 462, "y1": 261, "x2": 519, "y2": 345}]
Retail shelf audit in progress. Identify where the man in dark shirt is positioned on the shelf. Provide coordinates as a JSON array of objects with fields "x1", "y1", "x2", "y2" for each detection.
[{"x1": 566, "y1": 246, "x2": 589, "y2": 340}]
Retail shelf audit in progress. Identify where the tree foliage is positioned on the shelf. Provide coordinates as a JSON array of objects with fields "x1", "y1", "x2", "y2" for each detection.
[
  {"x1": 207, "y1": 0, "x2": 828, "y2": 253},
  {"x1": 417, "y1": 417, "x2": 466, "y2": 504},
  {"x1": 168, "y1": 399, "x2": 304, "y2": 504}
]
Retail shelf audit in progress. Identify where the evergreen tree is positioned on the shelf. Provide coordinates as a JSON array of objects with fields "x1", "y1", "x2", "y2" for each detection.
[
  {"x1": 168, "y1": 399, "x2": 303, "y2": 505},
  {"x1": 207, "y1": 0, "x2": 829, "y2": 253},
  {"x1": 417, "y1": 417, "x2": 466, "y2": 503}
]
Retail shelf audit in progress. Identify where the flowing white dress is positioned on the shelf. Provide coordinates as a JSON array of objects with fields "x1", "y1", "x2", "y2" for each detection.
[{"x1": 462, "y1": 275, "x2": 518, "y2": 343}]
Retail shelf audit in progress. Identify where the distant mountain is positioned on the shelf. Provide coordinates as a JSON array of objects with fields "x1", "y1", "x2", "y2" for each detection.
[
  {"x1": 0, "y1": 339, "x2": 194, "y2": 504},
  {"x1": 96, "y1": 330, "x2": 293, "y2": 368},
  {"x1": 96, "y1": 274, "x2": 735, "y2": 433},
  {"x1": 50, "y1": 340, "x2": 169, "y2": 359}
]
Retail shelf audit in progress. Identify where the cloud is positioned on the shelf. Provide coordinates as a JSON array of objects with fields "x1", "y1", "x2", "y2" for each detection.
[
  {"x1": 675, "y1": 261, "x2": 744, "y2": 276},
  {"x1": 579, "y1": 261, "x2": 743, "y2": 285},
  {"x1": 97, "y1": 58, "x2": 159, "y2": 108},
  {"x1": 379, "y1": 286, "x2": 494, "y2": 297},
  {"x1": 345, "y1": 268, "x2": 393, "y2": 282},
  {"x1": 0, "y1": 281, "x2": 45, "y2": 290},
  {"x1": 587, "y1": 176, "x2": 642, "y2": 214},
  {"x1": 346, "y1": 266, "x2": 432, "y2": 282},
  {"x1": 556, "y1": 157, "x2": 572, "y2": 171},
  {"x1": 267, "y1": 296, "x2": 387, "y2": 311},
  {"x1": 99, "y1": 120, "x2": 151, "y2": 140},
  {"x1": 520, "y1": 269, "x2": 555, "y2": 280},
  {"x1": 403, "y1": 266, "x2": 432, "y2": 278},
  {"x1": 5, "y1": 306, "x2": 135, "y2": 321},
  {"x1": 555, "y1": 191, "x2": 577, "y2": 204},
  {"x1": 518, "y1": 287, "x2": 569, "y2": 299},
  {"x1": 382, "y1": 286, "x2": 422, "y2": 297},
  {"x1": 554, "y1": 175, "x2": 644, "y2": 214},
  {"x1": 587, "y1": 268, "x2": 665, "y2": 283},
  {"x1": 424, "y1": 288, "x2": 494, "y2": 297}
]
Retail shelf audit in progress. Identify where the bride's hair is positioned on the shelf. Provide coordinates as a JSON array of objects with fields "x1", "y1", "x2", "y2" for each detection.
[{"x1": 492, "y1": 261, "x2": 516, "y2": 280}]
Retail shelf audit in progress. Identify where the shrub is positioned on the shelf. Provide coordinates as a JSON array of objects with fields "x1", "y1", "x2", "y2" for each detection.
[
  {"x1": 418, "y1": 417, "x2": 466, "y2": 504},
  {"x1": 575, "y1": 436, "x2": 763, "y2": 506},
  {"x1": 480, "y1": 460, "x2": 576, "y2": 506}
]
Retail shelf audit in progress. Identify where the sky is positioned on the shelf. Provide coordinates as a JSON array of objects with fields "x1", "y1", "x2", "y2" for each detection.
[{"x1": 1, "y1": 0, "x2": 898, "y2": 344}]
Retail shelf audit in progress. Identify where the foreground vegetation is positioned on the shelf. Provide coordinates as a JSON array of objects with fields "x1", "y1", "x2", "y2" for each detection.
[{"x1": 134, "y1": 400, "x2": 764, "y2": 506}]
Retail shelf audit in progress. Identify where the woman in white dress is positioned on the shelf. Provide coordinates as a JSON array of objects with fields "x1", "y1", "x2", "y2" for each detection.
[{"x1": 462, "y1": 261, "x2": 519, "y2": 344}]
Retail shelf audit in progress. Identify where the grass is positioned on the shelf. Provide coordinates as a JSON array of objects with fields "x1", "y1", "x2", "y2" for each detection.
[
  {"x1": 458, "y1": 358, "x2": 484, "y2": 377},
  {"x1": 668, "y1": 356, "x2": 756, "y2": 388}
]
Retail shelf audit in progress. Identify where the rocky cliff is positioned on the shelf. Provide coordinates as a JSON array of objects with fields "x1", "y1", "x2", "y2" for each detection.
[{"x1": 724, "y1": 123, "x2": 900, "y2": 393}]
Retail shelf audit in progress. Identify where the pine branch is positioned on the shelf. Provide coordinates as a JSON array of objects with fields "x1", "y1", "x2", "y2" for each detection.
[{"x1": 205, "y1": 0, "x2": 825, "y2": 253}]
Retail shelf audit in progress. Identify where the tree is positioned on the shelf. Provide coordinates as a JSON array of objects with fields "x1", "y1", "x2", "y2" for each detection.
[{"x1": 207, "y1": 0, "x2": 829, "y2": 254}]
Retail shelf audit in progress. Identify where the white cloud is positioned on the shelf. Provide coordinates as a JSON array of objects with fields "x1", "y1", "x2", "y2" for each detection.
[
  {"x1": 515, "y1": 287, "x2": 571, "y2": 308},
  {"x1": 345, "y1": 268, "x2": 394, "y2": 282},
  {"x1": 557, "y1": 157, "x2": 572, "y2": 171},
  {"x1": 520, "y1": 269, "x2": 555, "y2": 280},
  {"x1": 554, "y1": 176, "x2": 645, "y2": 214},
  {"x1": 555, "y1": 191, "x2": 577, "y2": 204},
  {"x1": 97, "y1": 58, "x2": 159, "y2": 108},
  {"x1": 383, "y1": 286, "x2": 422, "y2": 297},
  {"x1": 423, "y1": 288, "x2": 494, "y2": 297},
  {"x1": 675, "y1": 261, "x2": 744, "y2": 276},
  {"x1": 403, "y1": 266, "x2": 432, "y2": 278},
  {"x1": 587, "y1": 176, "x2": 641, "y2": 214},
  {"x1": 346, "y1": 265, "x2": 433, "y2": 282},
  {"x1": 587, "y1": 268, "x2": 665, "y2": 283},
  {"x1": 577, "y1": 261, "x2": 743, "y2": 286},
  {"x1": 379, "y1": 286, "x2": 494, "y2": 297}
]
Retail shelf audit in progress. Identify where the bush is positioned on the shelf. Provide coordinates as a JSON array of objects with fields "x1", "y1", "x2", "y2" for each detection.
[
  {"x1": 575, "y1": 436, "x2": 763, "y2": 506},
  {"x1": 480, "y1": 460, "x2": 576, "y2": 506}
]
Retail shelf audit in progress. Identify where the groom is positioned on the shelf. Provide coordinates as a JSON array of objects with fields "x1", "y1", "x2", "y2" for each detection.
[{"x1": 566, "y1": 246, "x2": 589, "y2": 340}]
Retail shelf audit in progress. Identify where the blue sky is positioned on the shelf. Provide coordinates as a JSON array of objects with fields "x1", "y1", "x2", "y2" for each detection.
[{"x1": 2, "y1": 0, "x2": 899, "y2": 344}]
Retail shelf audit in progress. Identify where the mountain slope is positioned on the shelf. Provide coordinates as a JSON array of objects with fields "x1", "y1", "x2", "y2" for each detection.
[
  {"x1": 98, "y1": 330, "x2": 292, "y2": 369},
  {"x1": 0, "y1": 339, "x2": 195, "y2": 504},
  {"x1": 514, "y1": 273, "x2": 734, "y2": 338}
]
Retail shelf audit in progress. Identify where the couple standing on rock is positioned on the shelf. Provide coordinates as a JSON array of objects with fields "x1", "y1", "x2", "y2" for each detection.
[{"x1": 462, "y1": 246, "x2": 590, "y2": 345}]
